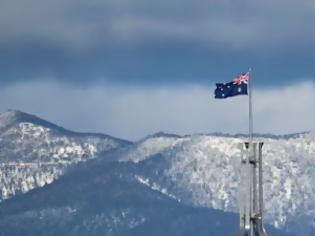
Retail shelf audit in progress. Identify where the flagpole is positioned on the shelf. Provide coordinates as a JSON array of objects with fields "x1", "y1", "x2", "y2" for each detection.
[
  {"x1": 248, "y1": 68, "x2": 253, "y2": 236},
  {"x1": 248, "y1": 68, "x2": 253, "y2": 143}
]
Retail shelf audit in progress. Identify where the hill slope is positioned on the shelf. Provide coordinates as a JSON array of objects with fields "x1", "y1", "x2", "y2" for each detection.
[
  {"x1": 0, "y1": 160, "x2": 289, "y2": 236},
  {"x1": 0, "y1": 110, "x2": 312, "y2": 235},
  {"x1": 0, "y1": 110, "x2": 131, "y2": 200},
  {"x1": 115, "y1": 132, "x2": 315, "y2": 236}
]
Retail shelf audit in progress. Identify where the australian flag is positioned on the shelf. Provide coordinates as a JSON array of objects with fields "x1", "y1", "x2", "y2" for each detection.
[{"x1": 214, "y1": 72, "x2": 250, "y2": 99}]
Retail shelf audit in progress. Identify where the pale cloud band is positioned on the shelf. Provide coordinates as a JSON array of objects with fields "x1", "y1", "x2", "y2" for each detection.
[{"x1": 0, "y1": 80, "x2": 314, "y2": 140}]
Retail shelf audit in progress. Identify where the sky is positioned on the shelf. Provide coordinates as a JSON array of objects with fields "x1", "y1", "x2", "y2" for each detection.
[{"x1": 1, "y1": 0, "x2": 315, "y2": 140}]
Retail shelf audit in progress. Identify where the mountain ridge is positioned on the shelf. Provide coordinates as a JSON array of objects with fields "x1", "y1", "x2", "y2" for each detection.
[
  {"x1": 0, "y1": 109, "x2": 313, "y2": 235},
  {"x1": 0, "y1": 158, "x2": 290, "y2": 236},
  {"x1": 140, "y1": 131, "x2": 314, "y2": 142},
  {"x1": 113, "y1": 131, "x2": 315, "y2": 236},
  {"x1": 0, "y1": 110, "x2": 131, "y2": 201},
  {"x1": 0, "y1": 110, "x2": 132, "y2": 143}
]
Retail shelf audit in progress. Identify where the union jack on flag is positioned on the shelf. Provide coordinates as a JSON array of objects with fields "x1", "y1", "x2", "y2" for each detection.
[
  {"x1": 233, "y1": 72, "x2": 250, "y2": 85},
  {"x1": 214, "y1": 72, "x2": 250, "y2": 99}
]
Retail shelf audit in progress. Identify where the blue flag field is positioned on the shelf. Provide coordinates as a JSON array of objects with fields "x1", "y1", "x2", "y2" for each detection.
[{"x1": 214, "y1": 72, "x2": 249, "y2": 99}]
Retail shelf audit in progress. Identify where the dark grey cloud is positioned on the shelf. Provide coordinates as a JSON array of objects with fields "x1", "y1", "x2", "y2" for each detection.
[
  {"x1": 2, "y1": 0, "x2": 315, "y2": 48},
  {"x1": 1, "y1": 0, "x2": 315, "y2": 85}
]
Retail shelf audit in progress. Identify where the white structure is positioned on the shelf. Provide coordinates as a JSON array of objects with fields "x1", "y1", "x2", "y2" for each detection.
[{"x1": 236, "y1": 142, "x2": 268, "y2": 236}]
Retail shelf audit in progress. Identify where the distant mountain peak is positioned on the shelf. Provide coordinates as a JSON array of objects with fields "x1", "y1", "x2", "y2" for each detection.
[
  {"x1": 2, "y1": 109, "x2": 35, "y2": 120},
  {"x1": 0, "y1": 109, "x2": 132, "y2": 201},
  {"x1": 0, "y1": 110, "x2": 26, "y2": 130},
  {"x1": 0, "y1": 109, "x2": 67, "y2": 133},
  {"x1": 0, "y1": 109, "x2": 132, "y2": 143},
  {"x1": 2, "y1": 109, "x2": 43, "y2": 123}
]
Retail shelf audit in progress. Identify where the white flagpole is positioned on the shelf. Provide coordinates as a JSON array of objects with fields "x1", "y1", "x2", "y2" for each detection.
[
  {"x1": 248, "y1": 68, "x2": 253, "y2": 143},
  {"x1": 248, "y1": 68, "x2": 254, "y2": 236}
]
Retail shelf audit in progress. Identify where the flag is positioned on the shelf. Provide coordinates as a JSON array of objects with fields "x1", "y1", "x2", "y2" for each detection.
[{"x1": 214, "y1": 72, "x2": 250, "y2": 99}]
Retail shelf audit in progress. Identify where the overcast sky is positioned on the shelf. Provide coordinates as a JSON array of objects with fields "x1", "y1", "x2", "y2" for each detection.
[{"x1": 1, "y1": 0, "x2": 315, "y2": 140}]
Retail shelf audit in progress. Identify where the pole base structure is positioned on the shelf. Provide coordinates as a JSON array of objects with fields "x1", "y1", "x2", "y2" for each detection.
[{"x1": 236, "y1": 142, "x2": 268, "y2": 236}]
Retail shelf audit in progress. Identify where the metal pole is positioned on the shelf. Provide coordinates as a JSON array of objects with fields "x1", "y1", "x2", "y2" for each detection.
[
  {"x1": 259, "y1": 143, "x2": 264, "y2": 219},
  {"x1": 248, "y1": 68, "x2": 253, "y2": 143},
  {"x1": 253, "y1": 143, "x2": 258, "y2": 214},
  {"x1": 248, "y1": 69, "x2": 254, "y2": 236}
]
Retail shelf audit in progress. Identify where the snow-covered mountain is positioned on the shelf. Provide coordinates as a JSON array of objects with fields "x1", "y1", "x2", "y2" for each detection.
[
  {"x1": 0, "y1": 110, "x2": 131, "y2": 200},
  {"x1": 115, "y1": 132, "x2": 315, "y2": 236},
  {"x1": 0, "y1": 159, "x2": 288, "y2": 236},
  {"x1": 0, "y1": 110, "x2": 312, "y2": 235}
]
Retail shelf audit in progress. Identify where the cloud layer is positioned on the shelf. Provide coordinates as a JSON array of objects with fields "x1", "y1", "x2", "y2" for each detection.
[
  {"x1": 1, "y1": 0, "x2": 315, "y2": 85},
  {"x1": 1, "y1": 1, "x2": 314, "y2": 139},
  {"x1": 1, "y1": 0, "x2": 315, "y2": 50},
  {"x1": 1, "y1": 80, "x2": 314, "y2": 140}
]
